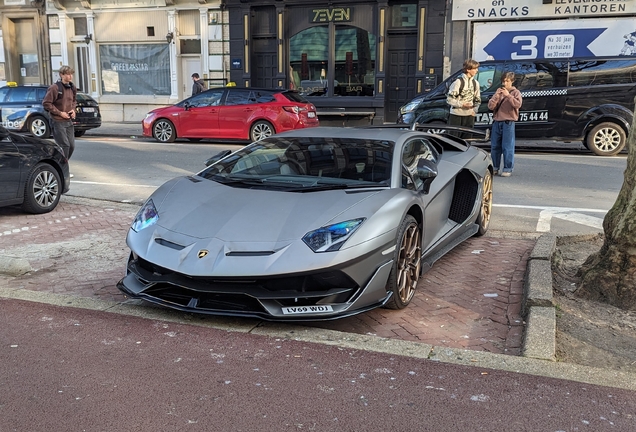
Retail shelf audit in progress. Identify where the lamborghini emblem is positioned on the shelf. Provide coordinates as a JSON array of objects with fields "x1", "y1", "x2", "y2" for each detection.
[{"x1": 197, "y1": 249, "x2": 209, "y2": 259}]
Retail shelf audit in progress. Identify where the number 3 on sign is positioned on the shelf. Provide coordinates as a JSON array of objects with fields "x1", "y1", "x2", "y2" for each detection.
[{"x1": 511, "y1": 35, "x2": 538, "y2": 60}]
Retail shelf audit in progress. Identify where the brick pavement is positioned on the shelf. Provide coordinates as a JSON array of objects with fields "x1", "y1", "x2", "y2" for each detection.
[{"x1": 0, "y1": 197, "x2": 535, "y2": 356}]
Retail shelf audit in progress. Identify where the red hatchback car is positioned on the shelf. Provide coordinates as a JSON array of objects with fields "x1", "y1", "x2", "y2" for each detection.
[{"x1": 142, "y1": 87, "x2": 319, "y2": 143}]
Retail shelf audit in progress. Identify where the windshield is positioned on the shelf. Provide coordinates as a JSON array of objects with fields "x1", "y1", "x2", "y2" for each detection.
[{"x1": 200, "y1": 137, "x2": 394, "y2": 191}]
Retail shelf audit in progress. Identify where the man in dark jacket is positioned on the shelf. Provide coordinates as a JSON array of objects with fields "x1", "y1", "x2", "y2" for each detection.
[
  {"x1": 191, "y1": 73, "x2": 205, "y2": 95},
  {"x1": 43, "y1": 65, "x2": 77, "y2": 162}
]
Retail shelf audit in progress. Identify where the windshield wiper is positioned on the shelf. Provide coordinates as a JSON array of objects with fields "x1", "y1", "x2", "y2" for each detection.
[{"x1": 286, "y1": 183, "x2": 387, "y2": 192}]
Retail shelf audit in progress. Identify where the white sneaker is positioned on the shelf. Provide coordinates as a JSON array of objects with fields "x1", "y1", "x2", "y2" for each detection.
[
  {"x1": 500, "y1": 172, "x2": 511, "y2": 177},
  {"x1": 70, "y1": 173, "x2": 74, "y2": 178}
]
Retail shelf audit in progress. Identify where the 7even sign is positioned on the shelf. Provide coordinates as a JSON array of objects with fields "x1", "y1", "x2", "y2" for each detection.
[
  {"x1": 310, "y1": 8, "x2": 352, "y2": 23},
  {"x1": 473, "y1": 17, "x2": 636, "y2": 61}
]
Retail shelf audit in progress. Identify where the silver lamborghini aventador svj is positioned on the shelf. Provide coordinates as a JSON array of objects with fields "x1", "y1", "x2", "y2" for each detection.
[{"x1": 117, "y1": 125, "x2": 493, "y2": 320}]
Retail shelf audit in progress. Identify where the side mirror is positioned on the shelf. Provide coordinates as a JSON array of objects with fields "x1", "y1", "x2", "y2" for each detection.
[
  {"x1": 416, "y1": 159, "x2": 438, "y2": 194},
  {"x1": 184, "y1": 101, "x2": 192, "y2": 111},
  {"x1": 205, "y1": 149, "x2": 232, "y2": 166}
]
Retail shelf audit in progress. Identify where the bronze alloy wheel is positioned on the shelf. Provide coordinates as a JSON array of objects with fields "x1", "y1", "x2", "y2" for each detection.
[
  {"x1": 476, "y1": 170, "x2": 493, "y2": 236},
  {"x1": 385, "y1": 215, "x2": 421, "y2": 310}
]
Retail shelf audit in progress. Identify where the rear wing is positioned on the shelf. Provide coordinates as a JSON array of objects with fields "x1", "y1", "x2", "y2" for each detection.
[{"x1": 370, "y1": 123, "x2": 490, "y2": 144}]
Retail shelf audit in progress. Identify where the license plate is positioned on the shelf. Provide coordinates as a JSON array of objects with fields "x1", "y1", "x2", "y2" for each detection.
[
  {"x1": 308, "y1": 112, "x2": 316, "y2": 118},
  {"x1": 83, "y1": 107, "x2": 95, "y2": 113},
  {"x1": 281, "y1": 305, "x2": 333, "y2": 315}
]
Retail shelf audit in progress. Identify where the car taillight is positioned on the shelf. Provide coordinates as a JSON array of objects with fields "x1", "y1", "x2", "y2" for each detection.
[{"x1": 283, "y1": 106, "x2": 300, "y2": 114}]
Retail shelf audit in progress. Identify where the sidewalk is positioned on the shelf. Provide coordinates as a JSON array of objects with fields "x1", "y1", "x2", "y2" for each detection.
[{"x1": 0, "y1": 197, "x2": 532, "y2": 356}]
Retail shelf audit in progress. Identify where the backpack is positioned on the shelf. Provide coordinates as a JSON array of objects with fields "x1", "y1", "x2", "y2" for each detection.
[
  {"x1": 55, "y1": 81, "x2": 77, "y2": 101},
  {"x1": 459, "y1": 78, "x2": 477, "y2": 94}
]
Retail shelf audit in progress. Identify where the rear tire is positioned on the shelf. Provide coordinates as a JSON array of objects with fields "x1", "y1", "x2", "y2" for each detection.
[
  {"x1": 74, "y1": 130, "x2": 86, "y2": 137},
  {"x1": 475, "y1": 170, "x2": 493, "y2": 236},
  {"x1": 586, "y1": 122, "x2": 626, "y2": 156},
  {"x1": 153, "y1": 119, "x2": 177, "y2": 143},
  {"x1": 21, "y1": 163, "x2": 61, "y2": 214},
  {"x1": 28, "y1": 116, "x2": 51, "y2": 139},
  {"x1": 384, "y1": 215, "x2": 421, "y2": 310},
  {"x1": 250, "y1": 120, "x2": 274, "y2": 142}
]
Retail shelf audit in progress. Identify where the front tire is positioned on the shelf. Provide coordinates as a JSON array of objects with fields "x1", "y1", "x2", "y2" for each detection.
[
  {"x1": 384, "y1": 215, "x2": 422, "y2": 310},
  {"x1": 586, "y1": 122, "x2": 626, "y2": 156},
  {"x1": 21, "y1": 163, "x2": 61, "y2": 214},
  {"x1": 74, "y1": 130, "x2": 86, "y2": 137},
  {"x1": 250, "y1": 120, "x2": 274, "y2": 142},
  {"x1": 475, "y1": 170, "x2": 493, "y2": 236},
  {"x1": 153, "y1": 119, "x2": 177, "y2": 143},
  {"x1": 28, "y1": 116, "x2": 51, "y2": 139}
]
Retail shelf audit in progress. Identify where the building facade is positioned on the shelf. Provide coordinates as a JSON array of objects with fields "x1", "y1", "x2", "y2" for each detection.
[
  {"x1": 40, "y1": 0, "x2": 229, "y2": 121},
  {"x1": 0, "y1": 0, "x2": 48, "y2": 88},
  {"x1": 225, "y1": 0, "x2": 447, "y2": 124}
]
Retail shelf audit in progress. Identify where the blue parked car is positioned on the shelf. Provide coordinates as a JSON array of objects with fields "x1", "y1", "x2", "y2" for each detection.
[{"x1": 0, "y1": 83, "x2": 101, "y2": 139}]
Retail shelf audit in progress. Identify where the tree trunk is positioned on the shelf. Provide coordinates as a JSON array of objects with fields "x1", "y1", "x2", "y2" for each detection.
[{"x1": 577, "y1": 100, "x2": 636, "y2": 310}]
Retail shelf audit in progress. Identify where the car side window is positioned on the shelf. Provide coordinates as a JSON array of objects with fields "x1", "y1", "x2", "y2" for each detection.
[
  {"x1": 401, "y1": 138, "x2": 439, "y2": 190},
  {"x1": 474, "y1": 64, "x2": 498, "y2": 93},
  {"x1": 36, "y1": 88, "x2": 47, "y2": 101},
  {"x1": 188, "y1": 90, "x2": 224, "y2": 107},
  {"x1": 253, "y1": 91, "x2": 275, "y2": 103},
  {"x1": 568, "y1": 60, "x2": 636, "y2": 86},
  {"x1": 225, "y1": 89, "x2": 252, "y2": 106},
  {"x1": 510, "y1": 62, "x2": 567, "y2": 91},
  {"x1": 0, "y1": 87, "x2": 11, "y2": 102},
  {"x1": 7, "y1": 87, "x2": 37, "y2": 102}
]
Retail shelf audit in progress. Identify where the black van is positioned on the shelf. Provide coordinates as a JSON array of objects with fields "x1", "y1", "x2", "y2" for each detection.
[{"x1": 397, "y1": 57, "x2": 636, "y2": 156}]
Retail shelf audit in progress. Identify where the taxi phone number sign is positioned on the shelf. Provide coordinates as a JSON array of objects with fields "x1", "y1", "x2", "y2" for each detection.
[{"x1": 475, "y1": 110, "x2": 548, "y2": 125}]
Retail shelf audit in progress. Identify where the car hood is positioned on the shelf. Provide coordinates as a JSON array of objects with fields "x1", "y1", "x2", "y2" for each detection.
[{"x1": 152, "y1": 176, "x2": 384, "y2": 242}]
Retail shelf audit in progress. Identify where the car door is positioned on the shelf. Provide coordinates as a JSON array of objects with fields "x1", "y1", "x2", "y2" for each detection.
[
  {"x1": 2, "y1": 87, "x2": 37, "y2": 132},
  {"x1": 508, "y1": 61, "x2": 568, "y2": 139},
  {"x1": 176, "y1": 89, "x2": 224, "y2": 138},
  {"x1": 401, "y1": 138, "x2": 450, "y2": 252},
  {"x1": 217, "y1": 89, "x2": 259, "y2": 139},
  {"x1": 0, "y1": 130, "x2": 22, "y2": 202}
]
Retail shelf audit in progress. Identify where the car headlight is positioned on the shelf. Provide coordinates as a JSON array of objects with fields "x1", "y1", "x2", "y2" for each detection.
[
  {"x1": 302, "y1": 218, "x2": 365, "y2": 252},
  {"x1": 131, "y1": 199, "x2": 159, "y2": 232},
  {"x1": 399, "y1": 97, "x2": 425, "y2": 115}
]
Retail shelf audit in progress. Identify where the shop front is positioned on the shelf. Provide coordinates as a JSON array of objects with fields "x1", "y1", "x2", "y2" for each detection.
[{"x1": 226, "y1": 0, "x2": 447, "y2": 124}]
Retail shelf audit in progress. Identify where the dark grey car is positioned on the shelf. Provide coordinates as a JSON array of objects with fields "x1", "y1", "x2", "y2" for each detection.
[
  {"x1": 0, "y1": 125, "x2": 70, "y2": 213},
  {"x1": 0, "y1": 84, "x2": 101, "y2": 139}
]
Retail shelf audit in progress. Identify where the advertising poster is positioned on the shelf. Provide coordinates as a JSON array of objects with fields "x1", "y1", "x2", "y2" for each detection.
[{"x1": 472, "y1": 17, "x2": 636, "y2": 61}]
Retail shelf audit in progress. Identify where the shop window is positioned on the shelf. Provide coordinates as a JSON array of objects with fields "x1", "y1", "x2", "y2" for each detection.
[
  {"x1": 99, "y1": 44, "x2": 170, "y2": 95},
  {"x1": 290, "y1": 25, "x2": 376, "y2": 97}
]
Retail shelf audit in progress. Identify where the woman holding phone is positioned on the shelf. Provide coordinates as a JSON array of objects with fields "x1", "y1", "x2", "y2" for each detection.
[{"x1": 488, "y1": 71, "x2": 522, "y2": 177}]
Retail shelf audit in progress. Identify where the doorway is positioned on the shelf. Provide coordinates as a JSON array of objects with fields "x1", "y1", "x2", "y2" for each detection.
[
  {"x1": 181, "y1": 57, "x2": 202, "y2": 99},
  {"x1": 385, "y1": 34, "x2": 417, "y2": 123}
]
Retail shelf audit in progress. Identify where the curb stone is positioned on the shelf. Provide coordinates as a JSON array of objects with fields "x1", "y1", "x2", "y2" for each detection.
[{"x1": 522, "y1": 233, "x2": 557, "y2": 361}]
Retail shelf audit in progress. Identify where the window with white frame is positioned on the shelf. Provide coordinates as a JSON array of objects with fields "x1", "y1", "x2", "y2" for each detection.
[{"x1": 99, "y1": 44, "x2": 170, "y2": 95}]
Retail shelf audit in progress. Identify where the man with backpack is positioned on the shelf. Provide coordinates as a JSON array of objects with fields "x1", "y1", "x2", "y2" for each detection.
[
  {"x1": 43, "y1": 65, "x2": 77, "y2": 171},
  {"x1": 191, "y1": 73, "x2": 205, "y2": 96},
  {"x1": 446, "y1": 59, "x2": 481, "y2": 130}
]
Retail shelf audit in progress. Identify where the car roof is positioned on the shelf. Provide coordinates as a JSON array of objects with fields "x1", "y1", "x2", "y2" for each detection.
[{"x1": 206, "y1": 86, "x2": 295, "y2": 93}]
